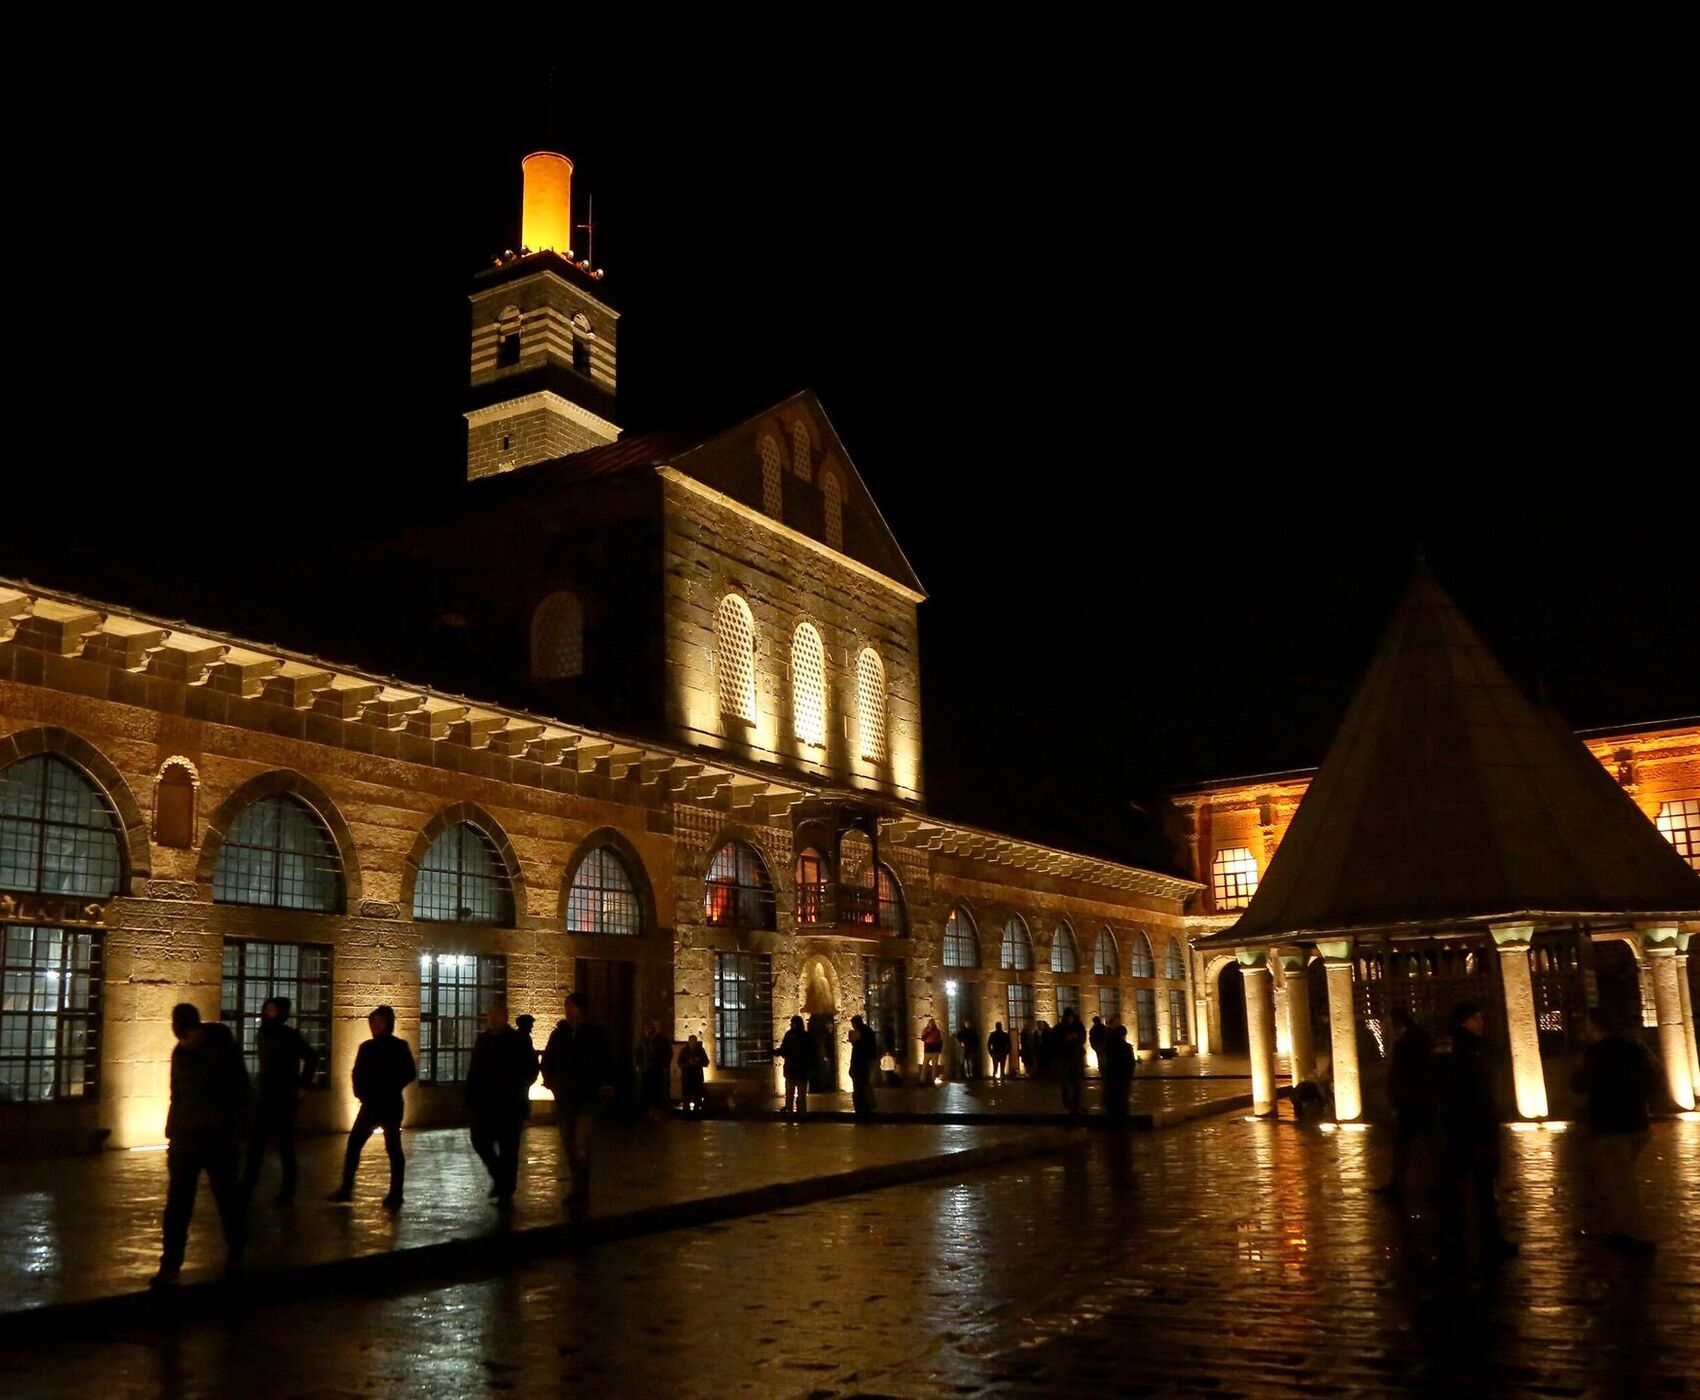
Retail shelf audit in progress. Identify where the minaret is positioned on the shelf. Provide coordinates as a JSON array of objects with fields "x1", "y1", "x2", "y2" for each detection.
[{"x1": 464, "y1": 150, "x2": 621, "y2": 481}]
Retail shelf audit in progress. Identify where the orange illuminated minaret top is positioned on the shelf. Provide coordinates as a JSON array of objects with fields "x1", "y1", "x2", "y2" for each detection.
[{"x1": 521, "y1": 151, "x2": 574, "y2": 257}]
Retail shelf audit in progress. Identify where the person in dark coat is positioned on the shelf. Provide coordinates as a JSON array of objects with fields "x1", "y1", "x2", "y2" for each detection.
[
  {"x1": 1088, "y1": 1015, "x2": 1107, "y2": 1072},
  {"x1": 1572, "y1": 1005, "x2": 1659, "y2": 1253},
  {"x1": 847, "y1": 1014, "x2": 879, "y2": 1116},
  {"x1": 987, "y1": 1022, "x2": 1012, "y2": 1083},
  {"x1": 540, "y1": 991, "x2": 615, "y2": 1220},
  {"x1": 1101, "y1": 1023, "x2": 1135, "y2": 1122},
  {"x1": 515, "y1": 1014, "x2": 539, "y2": 1120},
  {"x1": 640, "y1": 1019, "x2": 673, "y2": 1115},
  {"x1": 151, "y1": 1003, "x2": 250, "y2": 1287},
  {"x1": 1437, "y1": 1001, "x2": 1516, "y2": 1259},
  {"x1": 955, "y1": 1020, "x2": 981, "y2": 1081},
  {"x1": 466, "y1": 998, "x2": 539, "y2": 1205},
  {"x1": 1372, "y1": 1008, "x2": 1435, "y2": 1203},
  {"x1": 1018, "y1": 1024, "x2": 1034, "y2": 1079},
  {"x1": 1035, "y1": 1020, "x2": 1054, "y2": 1078},
  {"x1": 240, "y1": 995, "x2": 318, "y2": 1206},
  {"x1": 1057, "y1": 1010, "x2": 1088, "y2": 1115},
  {"x1": 778, "y1": 1014, "x2": 816, "y2": 1120},
  {"x1": 327, "y1": 1005, "x2": 415, "y2": 1209},
  {"x1": 678, "y1": 1035, "x2": 710, "y2": 1116}
]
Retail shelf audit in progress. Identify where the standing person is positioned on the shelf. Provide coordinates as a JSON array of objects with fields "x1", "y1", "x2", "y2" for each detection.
[
  {"x1": 540, "y1": 991, "x2": 614, "y2": 1222},
  {"x1": 327, "y1": 1005, "x2": 415, "y2": 1210},
  {"x1": 778, "y1": 1014, "x2": 815, "y2": 1120},
  {"x1": 515, "y1": 1014, "x2": 539, "y2": 1122},
  {"x1": 1571, "y1": 1006, "x2": 1658, "y2": 1254},
  {"x1": 241, "y1": 995, "x2": 318, "y2": 1206},
  {"x1": 1035, "y1": 1020, "x2": 1054, "y2": 1078},
  {"x1": 1088, "y1": 1015, "x2": 1106, "y2": 1072},
  {"x1": 955, "y1": 1019, "x2": 981, "y2": 1082},
  {"x1": 640, "y1": 1019, "x2": 673, "y2": 1116},
  {"x1": 987, "y1": 1021, "x2": 1012, "y2": 1083},
  {"x1": 1437, "y1": 1001, "x2": 1517, "y2": 1259},
  {"x1": 1101, "y1": 1024, "x2": 1134, "y2": 1122},
  {"x1": 848, "y1": 1015, "x2": 879, "y2": 1117},
  {"x1": 1057, "y1": 1009, "x2": 1088, "y2": 1115},
  {"x1": 920, "y1": 1017, "x2": 944, "y2": 1086},
  {"x1": 678, "y1": 1035, "x2": 709, "y2": 1117},
  {"x1": 151, "y1": 1004, "x2": 250, "y2": 1287},
  {"x1": 466, "y1": 999, "x2": 538, "y2": 1206},
  {"x1": 1018, "y1": 1024, "x2": 1034, "y2": 1079},
  {"x1": 1372, "y1": 1008, "x2": 1435, "y2": 1204}
]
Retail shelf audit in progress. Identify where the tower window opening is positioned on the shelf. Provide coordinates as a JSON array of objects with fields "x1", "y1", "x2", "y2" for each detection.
[{"x1": 573, "y1": 337, "x2": 590, "y2": 374}]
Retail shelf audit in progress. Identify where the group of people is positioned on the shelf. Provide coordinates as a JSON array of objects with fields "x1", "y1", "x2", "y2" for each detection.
[
  {"x1": 776, "y1": 1014, "x2": 882, "y2": 1119},
  {"x1": 917, "y1": 1009, "x2": 1136, "y2": 1117}
]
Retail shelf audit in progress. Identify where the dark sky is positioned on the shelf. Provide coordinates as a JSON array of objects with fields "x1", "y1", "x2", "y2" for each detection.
[{"x1": 10, "y1": 61, "x2": 1696, "y2": 867}]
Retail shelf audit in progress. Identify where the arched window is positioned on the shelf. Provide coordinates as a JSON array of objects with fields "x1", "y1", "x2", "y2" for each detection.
[
  {"x1": 1051, "y1": 921, "x2": 1079, "y2": 974},
  {"x1": 789, "y1": 421, "x2": 812, "y2": 480},
  {"x1": 855, "y1": 647, "x2": 886, "y2": 762},
  {"x1": 1656, "y1": 799, "x2": 1700, "y2": 871},
  {"x1": 0, "y1": 755, "x2": 124, "y2": 897},
  {"x1": 213, "y1": 794, "x2": 342, "y2": 912},
  {"x1": 795, "y1": 846, "x2": 827, "y2": 924},
  {"x1": 822, "y1": 469, "x2": 843, "y2": 550},
  {"x1": 1130, "y1": 930, "x2": 1155, "y2": 978},
  {"x1": 1000, "y1": 914, "x2": 1034, "y2": 971},
  {"x1": 1165, "y1": 936, "x2": 1186, "y2": 980},
  {"x1": 714, "y1": 594, "x2": 758, "y2": 724},
  {"x1": 565, "y1": 846, "x2": 643, "y2": 936},
  {"x1": 531, "y1": 591, "x2": 584, "y2": 681},
  {"x1": 943, "y1": 906, "x2": 979, "y2": 968},
  {"x1": 704, "y1": 840, "x2": 775, "y2": 929},
  {"x1": 758, "y1": 435, "x2": 784, "y2": 517},
  {"x1": 153, "y1": 759, "x2": 198, "y2": 849},
  {"x1": 1211, "y1": 847, "x2": 1259, "y2": 910},
  {"x1": 413, "y1": 822, "x2": 514, "y2": 925},
  {"x1": 1093, "y1": 927, "x2": 1119, "y2": 977},
  {"x1": 495, "y1": 306, "x2": 522, "y2": 367},
  {"x1": 791, "y1": 623, "x2": 827, "y2": 748},
  {"x1": 875, "y1": 862, "x2": 906, "y2": 934}
]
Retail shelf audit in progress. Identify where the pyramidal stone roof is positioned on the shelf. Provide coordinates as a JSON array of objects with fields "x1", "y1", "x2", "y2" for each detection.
[{"x1": 1211, "y1": 569, "x2": 1700, "y2": 945}]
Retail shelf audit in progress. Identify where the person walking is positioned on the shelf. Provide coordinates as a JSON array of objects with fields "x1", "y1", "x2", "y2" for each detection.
[
  {"x1": 778, "y1": 1014, "x2": 815, "y2": 1120},
  {"x1": 466, "y1": 999, "x2": 538, "y2": 1206},
  {"x1": 151, "y1": 1004, "x2": 250, "y2": 1287},
  {"x1": 1372, "y1": 1008, "x2": 1435, "y2": 1204},
  {"x1": 955, "y1": 1019, "x2": 981, "y2": 1082},
  {"x1": 1101, "y1": 1023, "x2": 1135, "y2": 1122},
  {"x1": 540, "y1": 991, "x2": 614, "y2": 1221},
  {"x1": 920, "y1": 1017, "x2": 944, "y2": 1085},
  {"x1": 848, "y1": 1014, "x2": 879, "y2": 1117},
  {"x1": 640, "y1": 1019, "x2": 673, "y2": 1116},
  {"x1": 1437, "y1": 1001, "x2": 1517, "y2": 1260},
  {"x1": 987, "y1": 1021, "x2": 1011, "y2": 1083},
  {"x1": 241, "y1": 995, "x2": 318, "y2": 1206},
  {"x1": 1057, "y1": 1009, "x2": 1088, "y2": 1115},
  {"x1": 678, "y1": 1035, "x2": 710, "y2": 1117},
  {"x1": 1571, "y1": 1005, "x2": 1658, "y2": 1254},
  {"x1": 327, "y1": 1005, "x2": 415, "y2": 1210}
]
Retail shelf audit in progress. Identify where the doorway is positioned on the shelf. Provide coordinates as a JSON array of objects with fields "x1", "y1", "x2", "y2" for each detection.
[
  {"x1": 1216, "y1": 962, "x2": 1248, "y2": 1055},
  {"x1": 575, "y1": 958, "x2": 636, "y2": 1104}
]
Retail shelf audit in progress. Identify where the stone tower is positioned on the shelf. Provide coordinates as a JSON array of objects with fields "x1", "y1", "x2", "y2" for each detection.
[{"x1": 464, "y1": 150, "x2": 621, "y2": 481}]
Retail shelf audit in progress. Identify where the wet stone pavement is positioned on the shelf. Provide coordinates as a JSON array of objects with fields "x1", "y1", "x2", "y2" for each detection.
[{"x1": 4, "y1": 1113, "x2": 1696, "y2": 1398}]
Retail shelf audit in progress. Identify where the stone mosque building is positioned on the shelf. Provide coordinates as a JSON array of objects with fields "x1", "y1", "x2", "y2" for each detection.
[{"x1": 1, "y1": 150, "x2": 1696, "y2": 1153}]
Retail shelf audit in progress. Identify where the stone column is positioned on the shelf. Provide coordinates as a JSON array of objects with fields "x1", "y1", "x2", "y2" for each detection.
[
  {"x1": 1275, "y1": 946, "x2": 1315, "y2": 1086},
  {"x1": 1640, "y1": 924, "x2": 1696, "y2": 1111},
  {"x1": 1677, "y1": 935, "x2": 1700, "y2": 1095},
  {"x1": 1491, "y1": 922, "x2": 1549, "y2": 1121},
  {"x1": 1238, "y1": 949, "x2": 1277, "y2": 1116},
  {"x1": 1316, "y1": 940, "x2": 1361, "y2": 1122}
]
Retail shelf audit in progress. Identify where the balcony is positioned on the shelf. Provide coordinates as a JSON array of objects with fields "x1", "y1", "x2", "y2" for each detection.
[{"x1": 796, "y1": 881, "x2": 888, "y2": 937}]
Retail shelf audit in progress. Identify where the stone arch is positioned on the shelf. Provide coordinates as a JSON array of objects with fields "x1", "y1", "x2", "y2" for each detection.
[
  {"x1": 799, "y1": 951, "x2": 839, "y2": 1016},
  {"x1": 561, "y1": 826, "x2": 659, "y2": 936},
  {"x1": 195, "y1": 770, "x2": 360, "y2": 908},
  {"x1": 700, "y1": 824, "x2": 784, "y2": 889},
  {"x1": 400, "y1": 801, "x2": 528, "y2": 924},
  {"x1": 1203, "y1": 952, "x2": 1243, "y2": 1056},
  {"x1": 0, "y1": 725, "x2": 150, "y2": 883}
]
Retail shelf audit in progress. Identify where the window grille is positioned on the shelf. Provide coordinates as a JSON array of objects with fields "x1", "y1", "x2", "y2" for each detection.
[
  {"x1": 791, "y1": 623, "x2": 827, "y2": 747},
  {"x1": 419, "y1": 952, "x2": 507, "y2": 1084},
  {"x1": 566, "y1": 847, "x2": 643, "y2": 935},
  {"x1": 1093, "y1": 928, "x2": 1119, "y2": 977},
  {"x1": 703, "y1": 841, "x2": 775, "y2": 930},
  {"x1": 1055, "y1": 984, "x2": 1080, "y2": 1022},
  {"x1": 822, "y1": 470, "x2": 843, "y2": 550},
  {"x1": 1000, "y1": 915, "x2": 1033, "y2": 971},
  {"x1": 1656, "y1": 799, "x2": 1700, "y2": 871},
  {"x1": 220, "y1": 938, "x2": 331, "y2": 1086},
  {"x1": 1169, "y1": 988, "x2": 1191, "y2": 1044},
  {"x1": 789, "y1": 421, "x2": 812, "y2": 480},
  {"x1": 714, "y1": 595, "x2": 758, "y2": 723},
  {"x1": 714, "y1": 951, "x2": 773, "y2": 1068},
  {"x1": 1129, "y1": 930, "x2": 1155, "y2": 978},
  {"x1": 1098, "y1": 985, "x2": 1121, "y2": 1026},
  {"x1": 943, "y1": 907, "x2": 980, "y2": 968},
  {"x1": 1050, "y1": 922, "x2": 1078, "y2": 974},
  {"x1": 758, "y1": 436, "x2": 783, "y2": 517},
  {"x1": 1135, "y1": 987, "x2": 1157, "y2": 1047},
  {"x1": 212, "y1": 795, "x2": 342, "y2": 912},
  {"x1": 531, "y1": 592, "x2": 584, "y2": 680},
  {"x1": 1212, "y1": 847, "x2": 1259, "y2": 910},
  {"x1": 413, "y1": 823, "x2": 514, "y2": 926},
  {"x1": 0, "y1": 755, "x2": 124, "y2": 898},
  {"x1": 1165, "y1": 936, "x2": 1186, "y2": 980},
  {"x1": 1006, "y1": 982, "x2": 1035, "y2": 1035},
  {"x1": 875, "y1": 863, "x2": 906, "y2": 934},
  {"x1": 855, "y1": 648, "x2": 886, "y2": 762},
  {"x1": 0, "y1": 924, "x2": 99, "y2": 1101}
]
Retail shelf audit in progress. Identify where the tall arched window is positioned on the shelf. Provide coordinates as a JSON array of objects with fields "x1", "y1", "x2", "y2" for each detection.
[
  {"x1": 566, "y1": 846, "x2": 643, "y2": 936},
  {"x1": 795, "y1": 846, "x2": 827, "y2": 924},
  {"x1": 1093, "y1": 927, "x2": 1119, "y2": 977},
  {"x1": 531, "y1": 591, "x2": 584, "y2": 681},
  {"x1": 714, "y1": 595, "x2": 758, "y2": 724},
  {"x1": 154, "y1": 759, "x2": 198, "y2": 849},
  {"x1": 413, "y1": 822, "x2": 514, "y2": 925},
  {"x1": 1051, "y1": 921, "x2": 1079, "y2": 974},
  {"x1": 495, "y1": 306, "x2": 522, "y2": 367},
  {"x1": 1, "y1": 755, "x2": 124, "y2": 897},
  {"x1": 213, "y1": 794, "x2": 343, "y2": 912},
  {"x1": 1130, "y1": 930, "x2": 1155, "y2": 978},
  {"x1": 758, "y1": 435, "x2": 784, "y2": 517},
  {"x1": 1165, "y1": 936, "x2": 1186, "y2": 980},
  {"x1": 704, "y1": 840, "x2": 775, "y2": 929},
  {"x1": 875, "y1": 863, "x2": 906, "y2": 934},
  {"x1": 791, "y1": 623, "x2": 827, "y2": 747},
  {"x1": 1211, "y1": 847, "x2": 1259, "y2": 910},
  {"x1": 943, "y1": 906, "x2": 980, "y2": 968},
  {"x1": 1000, "y1": 915, "x2": 1034, "y2": 971},
  {"x1": 789, "y1": 421, "x2": 812, "y2": 480},
  {"x1": 822, "y1": 469, "x2": 843, "y2": 550},
  {"x1": 855, "y1": 647, "x2": 886, "y2": 762}
]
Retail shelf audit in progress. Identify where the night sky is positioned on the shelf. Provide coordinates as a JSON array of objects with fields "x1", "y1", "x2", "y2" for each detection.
[{"x1": 10, "y1": 63, "x2": 1695, "y2": 868}]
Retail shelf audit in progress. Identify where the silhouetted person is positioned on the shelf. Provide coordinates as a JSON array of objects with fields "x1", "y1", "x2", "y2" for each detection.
[
  {"x1": 1018, "y1": 1024, "x2": 1034, "y2": 1078},
  {"x1": 1437, "y1": 1001, "x2": 1516, "y2": 1259},
  {"x1": 1035, "y1": 1020, "x2": 1054, "y2": 1077},
  {"x1": 848, "y1": 1014, "x2": 878, "y2": 1116},
  {"x1": 541, "y1": 991, "x2": 614, "y2": 1221},
  {"x1": 467, "y1": 999, "x2": 538, "y2": 1205},
  {"x1": 1572, "y1": 1005, "x2": 1658, "y2": 1254},
  {"x1": 920, "y1": 1017, "x2": 944, "y2": 1085},
  {"x1": 515, "y1": 1014, "x2": 538, "y2": 1121},
  {"x1": 955, "y1": 1020, "x2": 981, "y2": 1081},
  {"x1": 1101, "y1": 1024, "x2": 1135, "y2": 1122},
  {"x1": 987, "y1": 1022, "x2": 1012, "y2": 1082},
  {"x1": 1057, "y1": 1010, "x2": 1087, "y2": 1115},
  {"x1": 678, "y1": 1035, "x2": 709, "y2": 1117},
  {"x1": 328, "y1": 1005, "x2": 415, "y2": 1209},
  {"x1": 1372, "y1": 1008, "x2": 1434, "y2": 1203},
  {"x1": 640, "y1": 1019, "x2": 672, "y2": 1115},
  {"x1": 241, "y1": 995, "x2": 318, "y2": 1206},
  {"x1": 151, "y1": 1003, "x2": 249, "y2": 1287},
  {"x1": 1088, "y1": 1015, "x2": 1106, "y2": 1072},
  {"x1": 778, "y1": 1014, "x2": 815, "y2": 1120}
]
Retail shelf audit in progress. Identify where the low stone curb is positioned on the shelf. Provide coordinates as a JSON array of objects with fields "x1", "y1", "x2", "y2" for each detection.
[{"x1": 697, "y1": 1090, "x2": 1261, "y2": 1130}]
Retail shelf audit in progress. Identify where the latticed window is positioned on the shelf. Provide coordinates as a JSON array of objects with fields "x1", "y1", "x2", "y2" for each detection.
[
  {"x1": 875, "y1": 863, "x2": 906, "y2": 934},
  {"x1": 704, "y1": 841, "x2": 775, "y2": 930},
  {"x1": 1098, "y1": 985, "x2": 1121, "y2": 1026},
  {"x1": 0, "y1": 924, "x2": 99, "y2": 1102},
  {"x1": 1165, "y1": 936, "x2": 1186, "y2": 980},
  {"x1": 1135, "y1": 987, "x2": 1158, "y2": 1047},
  {"x1": 855, "y1": 648, "x2": 886, "y2": 762},
  {"x1": 1001, "y1": 915, "x2": 1033, "y2": 971},
  {"x1": 795, "y1": 848, "x2": 827, "y2": 924},
  {"x1": 1056, "y1": 984, "x2": 1080, "y2": 1022},
  {"x1": 1212, "y1": 847, "x2": 1259, "y2": 910},
  {"x1": 531, "y1": 592, "x2": 584, "y2": 681},
  {"x1": 758, "y1": 436, "x2": 784, "y2": 517},
  {"x1": 1129, "y1": 930, "x2": 1155, "y2": 978},
  {"x1": 1006, "y1": 982, "x2": 1035, "y2": 1034},
  {"x1": 213, "y1": 795, "x2": 342, "y2": 912},
  {"x1": 1169, "y1": 988, "x2": 1191, "y2": 1044},
  {"x1": 714, "y1": 595, "x2": 758, "y2": 724},
  {"x1": 1656, "y1": 799, "x2": 1700, "y2": 872},
  {"x1": 791, "y1": 623, "x2": 827, "y2": 747},
  {"x1": 220, "y1": 939, "x2": 331, "y2": 1087},
  {"x1": 413, "y1": 823, "x2": 514, "y2": 926},
  {"x1": 1051, "y1": 922, "x2": 1078, "y2": 974},
  {"x1": 943, "y1": 907, "x2": 980, "y2": 968},
  {"x1": 419, "y1": 952, "x2": 507, "y2": 1084},
  {"x1": 789, "y1": 421, "x2": 812, "y2": 480},
  {"x1": 714, "y1": 951, "x2": 773, "y2": 1068},
  {"x1": 0, "y1": 755, "x2": 124, "y2": 898},
  {"x1": 566, "y1": 846, "x2": 643, "y2": 935},
  {"x1": 1093, "y1": 928, "x2": 1119, "y2": 977},
  {"x1": 822, "y1": 470, "x2": 843, "y2": 550}
]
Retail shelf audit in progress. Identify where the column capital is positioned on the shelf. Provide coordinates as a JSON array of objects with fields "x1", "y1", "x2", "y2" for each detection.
[
  {"x1": 1273, "y1": 945, "x2": 1309, "y2": 974},
  {"x1": 1637, "y1": 921, "x2": 1680, "y2": 952},
  {"x1": 1314, "y1": 938, "x2": 1353, "y2": 964},
  {"x1": 1235, "y1": 946, "x2": 1270, "y2": 971},
  {"x1": 1490, "y1": 921, "x2": 1536, "y2": 949}
]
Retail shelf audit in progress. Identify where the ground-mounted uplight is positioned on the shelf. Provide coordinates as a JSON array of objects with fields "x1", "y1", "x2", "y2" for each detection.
[
  {"x1": 1318, "y1": 1122, "x2": 1338, "y2": 1133},
  {"x1": 128, "y1": 1144, "x2": 168, "y2": 1153},
  {"x1": 1508, "y1": 1120, "x2": 1571, "y2": 1133},
  {"x1": 1677, "y1": 1110, "x2": 1700, "y2": 1122}
]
